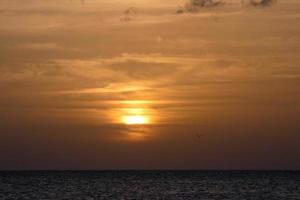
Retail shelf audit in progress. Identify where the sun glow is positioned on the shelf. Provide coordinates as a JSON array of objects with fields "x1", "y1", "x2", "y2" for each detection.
[
  {"x1": 114, "y1": 100, "x2": 154, "y2": 126},
  {"x1": 122, "y1": 115, "x2": 149, "y2": 125}
]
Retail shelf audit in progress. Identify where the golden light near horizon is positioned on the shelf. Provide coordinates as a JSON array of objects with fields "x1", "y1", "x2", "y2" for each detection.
[
  {"x1": 116, "y1": 101, "x2": 153, "y2": 125},
  {"x1": 122, "y1": 115, "x2": 150, "y2": 125},
  {"x1": 121, "y1": 108, "x2": 151, "y2": 125}
]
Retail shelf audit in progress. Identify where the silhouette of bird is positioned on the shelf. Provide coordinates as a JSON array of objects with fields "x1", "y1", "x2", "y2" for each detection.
[{"x1": 196, "y1": 133, "x2": 204, "y2": 139}]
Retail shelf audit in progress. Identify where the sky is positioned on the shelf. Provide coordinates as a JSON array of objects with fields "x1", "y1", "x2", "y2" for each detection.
[{"x1": 0, "y1": 0, "x2": 299, "y2": 170}]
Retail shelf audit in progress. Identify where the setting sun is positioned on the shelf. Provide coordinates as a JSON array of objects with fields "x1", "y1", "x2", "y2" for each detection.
[
  {"x1": 122, "y1": 115, "x2": 149, "y2": 125},
  {"x1": 1, "y1": 0, "x2": 299, "y2": 191}
]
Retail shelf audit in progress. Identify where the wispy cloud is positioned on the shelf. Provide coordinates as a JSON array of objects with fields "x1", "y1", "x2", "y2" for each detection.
[
  {"x1": 16, "y1": 43, "x2": 65, "y2": 50},
  {"x1": 244, "y1": 0, "x2": 277, "y2": 7},
  {"x1": 177, "y1": 0, "x2": 225, "y2": 14}
]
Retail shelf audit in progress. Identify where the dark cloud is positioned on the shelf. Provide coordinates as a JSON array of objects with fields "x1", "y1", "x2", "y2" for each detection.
[
  {"x1": 120, "y1": 7, "x2": 139, "y2": 22},
  {"x1": 243, "y1": 0, "x2": 277, "y2": 7},
  {"x1": 177, "y1": 0, "x2": 225, "y2": 14},
  {"x1": 177, "y1": 0, "x2": 277, "y2": 13}
]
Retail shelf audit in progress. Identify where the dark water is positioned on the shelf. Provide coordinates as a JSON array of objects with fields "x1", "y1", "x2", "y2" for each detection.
[{"x1": 0, "y1": 171, "x2": 299, "y2": 200}]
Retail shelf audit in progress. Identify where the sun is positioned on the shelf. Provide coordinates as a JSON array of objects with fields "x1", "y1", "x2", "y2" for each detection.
[{"x1": 122, "y1": 115, "x2": 149, "y2": 125}]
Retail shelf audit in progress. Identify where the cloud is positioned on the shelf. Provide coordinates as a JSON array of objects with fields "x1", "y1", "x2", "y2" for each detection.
[
  {"x1": 0, "y1": 0, "x2": 299, "y2": 122},
  {"x1": 16, "y1": 43, "x2": 63, "y2": 50},
  {"x1": 177, "y1": 0, "x2": 225, "y2": 14},
  {"x1": 176, "y1": 0, "x2": 277, "y2": 14},
  {"x1": 245, "y1": 0, "x2": 277, "y2": 7},
  {"x1": 120, "y1": 7, "x2": 139, "y2": 22}
]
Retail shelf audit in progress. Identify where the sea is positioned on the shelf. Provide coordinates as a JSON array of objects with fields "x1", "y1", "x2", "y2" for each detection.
[{"x1": 0, "y1": 171, "x2": 299, "y2": 199}]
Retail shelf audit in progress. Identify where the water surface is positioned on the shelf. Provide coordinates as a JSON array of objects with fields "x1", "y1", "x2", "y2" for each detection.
[{"x1": 0, "y1": 171, "x2": 299, "y2": 199}]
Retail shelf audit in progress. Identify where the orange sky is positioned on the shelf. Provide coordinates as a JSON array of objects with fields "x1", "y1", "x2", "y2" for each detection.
[{"x1": 0, "y1": 0, "x2": 299, "y2": 170}]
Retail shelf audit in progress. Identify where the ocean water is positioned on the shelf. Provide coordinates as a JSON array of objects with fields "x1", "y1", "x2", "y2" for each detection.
[{"x1": 0, "y1": 171, "x2": 299, "y2": 200}]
